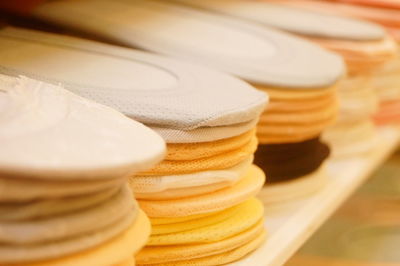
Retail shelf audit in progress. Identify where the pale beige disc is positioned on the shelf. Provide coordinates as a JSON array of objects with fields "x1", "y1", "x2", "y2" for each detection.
[
  {"x1": 337, "y1": 74, "x2": 378, "y2": 121},
  {"x1": 258, "y1": 164, "x2": 327, "y2": 206},
  {"x1": 323, "y1": 120, "x2": 378, "y2": 157},
  {"x1": 8, "y1": 210, "x2": 150, "y2": 266},
  {"x1": 139, "y1": 165, "x2": 265, "y2": 217},
  {"x1": 0, "y1": 186, "x2": 119, "y2": 221},
  {"x1": 135, "y1": 181, "x2": 235, "y2": 200},
  {"x1": 0, "y1": 209, "x2": 137, "y2": 264},
  {"x1": 0, "y1": 185, "x2": 134, "y2": 245},
  {"x1": 131, "y1": 156, "x2": 252, "y2": 196},
  {"x1": 0, "y1": 75, "x2": 166, "y2": 181},
  {"x1": 0, "y1": 175, "x2": 125, "y2": 202}
]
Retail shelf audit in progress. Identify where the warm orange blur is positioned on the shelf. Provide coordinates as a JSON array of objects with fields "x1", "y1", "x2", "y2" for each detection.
[{"x1": 0, "y1": 0, "x2": 46, "y2": 14}]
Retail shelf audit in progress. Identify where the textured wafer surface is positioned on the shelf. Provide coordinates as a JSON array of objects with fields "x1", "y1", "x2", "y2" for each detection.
[
  {"x1": 137, "y1": 219, "x2": 265, "y2": 264},
  {"x1": 0, "y1": 185, "x2": 134, "y2": 245},
  {"x1": 138, "y1": 229, "x2": 267, "y2": 266},
  {"x1": 148, "y1": 198, "x2": 263, "y2": 245},
  {"x1": 0, "y1": 186, "x2": 119, "y2": 221},
  {"x1": 139, "y1": 137, "x2": 257, "y2": 175},
  {"x1": 8, "y1": 210, "x2": 150, "y2": 266},
  {"x1": 139, "y1": 165, "x2": 265, "y2": 217}
]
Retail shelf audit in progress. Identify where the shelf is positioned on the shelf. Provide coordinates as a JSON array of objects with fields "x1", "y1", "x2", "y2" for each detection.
[{"x1": 230, "y1": 126, "x2": 400, "y2": 266}]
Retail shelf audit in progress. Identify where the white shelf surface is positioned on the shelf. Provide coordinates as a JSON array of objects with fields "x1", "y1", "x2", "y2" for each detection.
[{"x1": 230, "y1": 126, "x2": 400, "y2": 266}]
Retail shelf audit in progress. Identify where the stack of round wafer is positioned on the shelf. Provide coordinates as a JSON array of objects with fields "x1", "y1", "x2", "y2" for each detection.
[
  {"x1": 0, "y1": 27, "x2": 269, "y2": 265},
  {"x1": 0, "y1": 75, "x2": 165, "y2": 266},
  {"x1": 129, "y1": 70, "x2": 268, "y2": 264},
  {"x1": 114, "y1": 0, "x2": 346, "y2": 202},
  {"x1": 183, "y1": 0, "x2": 393, "y2": 157},
  {"x1": 318, "y1": 0, "x2": 400, "y2": 125},
  {"x1": 274, "y1": 0, "x2": 400, "y2": 127},
  {"x1": 256, "y1": 85, "x2": 338, "y2": 144},
  {"x1": 31, "y1": 0, "x2": 344, "y2": 205},
  {"x1": 127, "y1": 62, "x2": 268, "y2": 265}
]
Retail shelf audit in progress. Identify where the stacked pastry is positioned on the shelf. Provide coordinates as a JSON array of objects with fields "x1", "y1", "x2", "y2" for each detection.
[
  {"x1": 254, "y1": 85, "x2": 337, "y2": 204},
  {"x1": 288, "y1": 0, "x2": 400, "y2": 41},
  {"x1": 130, "y1": 74, "x2": 268, "y2": 264},
  {"x1": 323, "y1": 0, "x2": 400, "y2": 125},
  {"x1": 0, "y1": 75, "x2": 165, "y2": 266},
  {"x1": 170, "y1": 0, "x2": 395, "y2": 157},
  {"x1": 301, "y1": 35, "x2": 394, "y2": 153},
  {"x1": 30, "y1": 0, "x2": 345, "y2": 205},
  {"x1": 134, "y1": 135, "x2": 267, "y2": 265},
  {"x1": 0, "y1": 27, "x2": 268, "y2": 265},
  {"x1": 324, "y1": 75, "x2": 379, "y2": 156},
  {"x1": 277, "y1": 9, "x2": 396, "y2": 152},
  {"x1": 294, "y1": 8, "x2": 398, "y2": 148},
  {"x1": 275, "y1": 0, "x2": 400, "y2": 126},
  {"x1": 128, "y1": 64, "x2": 268, "y2": 265}
]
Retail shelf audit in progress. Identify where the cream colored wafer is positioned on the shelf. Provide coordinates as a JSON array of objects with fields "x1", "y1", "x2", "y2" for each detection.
[
  {"x1": 131, "y1": 156, "x2": 252, "y2": 199},
  {"x1": 139, "y1": 165, "x2": 265, "y2": 217},
  {"x1": 257, "y1": 164, "x2": 327, "y2": 206},
  {"x1": 0, "y1": 185, "x2": 134, "y2": 245},
  {"x1": 0, "y1": 209, "x2": 137, "y2": 264},
  {"x1": 0, "y1": 186, "x2": 119, "y2": 221},
  {"x1": 0, "y1": 175, "x2": 125, "y2": 202},
  {"x1": 8, "y1": 210, "x2": 150, "y2": 266}
]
